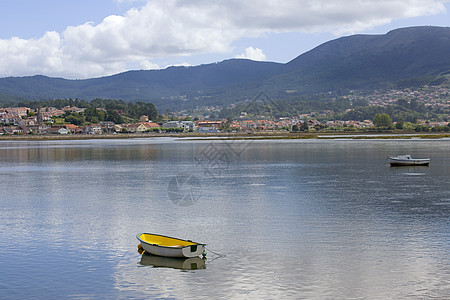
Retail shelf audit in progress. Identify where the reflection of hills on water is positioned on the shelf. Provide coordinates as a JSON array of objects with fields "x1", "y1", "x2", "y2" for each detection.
[{"x1": 139, "y1": 253, "x2": 206, "y2": 270}]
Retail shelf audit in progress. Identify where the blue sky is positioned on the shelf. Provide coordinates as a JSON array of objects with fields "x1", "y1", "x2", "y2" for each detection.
[{"x1": 0, "y1": 0, "x2": 449, "y2": 79}]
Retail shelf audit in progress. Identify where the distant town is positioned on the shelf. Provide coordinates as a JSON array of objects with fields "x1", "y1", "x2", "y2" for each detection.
[{"x1": 1, "y1": 85, "x2": 449, "y2": 136}]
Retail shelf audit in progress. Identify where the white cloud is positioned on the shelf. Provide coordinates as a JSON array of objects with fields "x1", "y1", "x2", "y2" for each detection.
[
  {"x1": 0, "y1": 0, "x2": 448, "y2": 78},
  {"x1": 0, "y1": 32, "x2": 65, "y2": 76},
  {"x1": 236, "y1": 47, "x2": 266, "y2": 61},
  {"x1": 139, "y1": 60, "x2": 160, "y2": 70}
]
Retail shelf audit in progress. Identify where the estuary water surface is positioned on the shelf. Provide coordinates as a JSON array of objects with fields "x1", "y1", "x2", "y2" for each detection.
[{"x1": 0, "y1": 138, "x2": 449, "y2": 299}]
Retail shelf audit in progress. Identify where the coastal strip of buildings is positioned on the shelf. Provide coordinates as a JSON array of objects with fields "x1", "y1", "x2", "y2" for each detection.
[{"x1": 1, "y1": 105, "x2": 380, "y2": 135}]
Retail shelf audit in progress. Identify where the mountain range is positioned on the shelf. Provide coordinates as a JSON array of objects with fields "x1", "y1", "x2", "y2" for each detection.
[{"x1": 1, "y1": 26, "x2": 449, "y2": 111}]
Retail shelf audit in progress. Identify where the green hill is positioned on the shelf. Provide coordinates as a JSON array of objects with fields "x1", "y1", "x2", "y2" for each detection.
[
  {"x1": 0, "y1": 26, "x2": 449, "y2": 111},
  {"x1": 276, "y1": 26, "x2": 450, "y2": 93}
]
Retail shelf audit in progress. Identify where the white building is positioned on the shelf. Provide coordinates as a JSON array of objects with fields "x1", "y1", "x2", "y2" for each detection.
[{"x1": 162, "y1": 121, "x2": 195, "y2": 131}]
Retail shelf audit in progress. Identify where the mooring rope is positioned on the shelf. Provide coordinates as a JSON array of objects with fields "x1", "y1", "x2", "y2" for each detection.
[{"x1": 205, "y1": 247, "x2": 226, "y2": 261}]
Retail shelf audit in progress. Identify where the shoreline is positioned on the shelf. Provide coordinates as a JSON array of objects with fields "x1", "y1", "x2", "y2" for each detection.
[{"x1": 1, "y1": 132, "x2": 450, "y2": 141}]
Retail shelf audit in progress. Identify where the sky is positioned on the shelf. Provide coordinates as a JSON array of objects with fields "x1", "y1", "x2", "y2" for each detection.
[{"x1": 0, "y1": 0, "x2": 449, "y2": 79}]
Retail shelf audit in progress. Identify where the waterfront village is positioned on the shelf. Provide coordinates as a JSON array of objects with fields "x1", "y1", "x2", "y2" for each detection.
[{"x1": 1, "y1": 86, "x2": 449, "y2": 136}]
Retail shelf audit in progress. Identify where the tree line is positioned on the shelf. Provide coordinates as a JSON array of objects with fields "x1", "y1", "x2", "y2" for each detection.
[{"x1": 6, "y1": 98, "x2": 160, "y2": 124}]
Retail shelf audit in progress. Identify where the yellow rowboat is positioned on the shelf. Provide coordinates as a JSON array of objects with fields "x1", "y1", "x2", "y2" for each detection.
[
  {"x1": 140, "y1": 253, "x2": 206, "y2": 270},
  {"x1": 136, "y1": 233, "x2": 206, "y2": 258}
]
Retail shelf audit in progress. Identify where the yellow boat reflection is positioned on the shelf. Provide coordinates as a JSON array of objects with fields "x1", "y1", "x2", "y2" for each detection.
[{"x1": 140, "y1": 253, "x2": 206, "y2": 270}]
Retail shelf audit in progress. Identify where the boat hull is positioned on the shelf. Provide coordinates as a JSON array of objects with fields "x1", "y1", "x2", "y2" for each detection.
[
  {"x1": 137, "y1": 233, "x2": 206, "y2": 258},
  {"x1": 388, "y1": 158, "x2": 430, "y2": 166}
]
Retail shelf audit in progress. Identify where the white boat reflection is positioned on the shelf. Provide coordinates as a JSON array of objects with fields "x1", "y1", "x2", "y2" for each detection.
[{"x1": 139, "y1": 253, "x2": 206, "y2": 270}]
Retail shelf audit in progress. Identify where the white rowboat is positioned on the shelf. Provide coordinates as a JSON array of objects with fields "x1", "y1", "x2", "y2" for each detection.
[{"x1": 388, "y1": 155, "x2": 430, "y2": 166}]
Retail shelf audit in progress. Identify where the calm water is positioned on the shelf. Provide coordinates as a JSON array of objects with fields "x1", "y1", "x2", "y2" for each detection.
[{"x1": 0, "y1": 138, "x2": 449, "y2": 299}]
